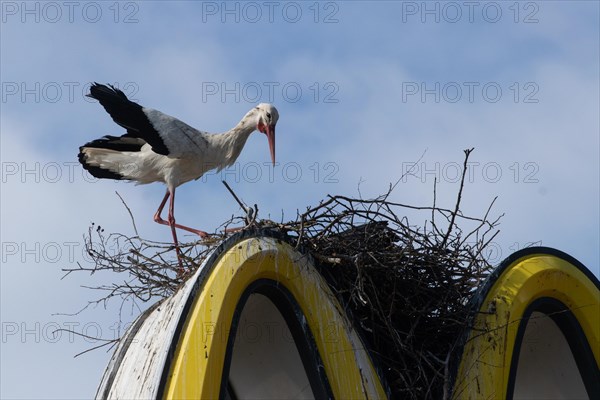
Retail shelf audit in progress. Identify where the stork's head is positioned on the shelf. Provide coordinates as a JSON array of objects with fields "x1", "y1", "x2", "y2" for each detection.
[{"x1": 255, "y1": 103, "x2": 279, "y2": 165}]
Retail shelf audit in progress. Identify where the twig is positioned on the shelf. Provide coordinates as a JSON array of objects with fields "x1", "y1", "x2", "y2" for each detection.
[
  {"x1": 116, "y1": 191, "x2": 139, "y2": 237},
  {"x1": 442, "y1": 148, "x2": 473, "y2": 248},
  {"x1": 222, "y1": 180, "x2": 247, "y2": 210}
]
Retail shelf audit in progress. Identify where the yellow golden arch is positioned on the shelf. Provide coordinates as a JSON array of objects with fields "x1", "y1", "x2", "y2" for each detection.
[
  {"x1": 161, "y1": 232, "x2": 387, "y2": 398},
  {"x1": 453, "y1": 247, "x2": 600, "y2": 399}
]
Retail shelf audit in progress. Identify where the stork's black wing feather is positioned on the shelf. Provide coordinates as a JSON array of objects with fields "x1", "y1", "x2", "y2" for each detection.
[
  {"x1": 79, "y1": 135, "x2": 147, "y2": 152},
  {"x1": 88, "y1": 83, "x2": 170, "y2": 155}
]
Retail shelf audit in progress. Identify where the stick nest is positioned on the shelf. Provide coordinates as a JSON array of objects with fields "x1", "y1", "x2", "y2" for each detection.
[{"x1": 64, "y1": 149, "x2": 501, "y2": 399}]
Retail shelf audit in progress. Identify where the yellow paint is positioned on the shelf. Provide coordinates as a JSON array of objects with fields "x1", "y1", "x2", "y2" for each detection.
[
  {"x1": 164, "y1": 237, "x2": 387, "y2": 399},
  {"x1": 452, "y1": 253, "x2": 600, "y2": 399}
]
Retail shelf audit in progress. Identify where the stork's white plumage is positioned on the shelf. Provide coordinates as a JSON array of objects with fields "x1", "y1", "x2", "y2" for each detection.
[{"x1": 79, "y1": 83, "x2": 279, "y2": 271}]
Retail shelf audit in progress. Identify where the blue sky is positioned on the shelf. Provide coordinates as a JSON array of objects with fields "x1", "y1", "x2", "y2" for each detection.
[{"x1": 1, "y1": 1, "x2": 599, "y2": 398}]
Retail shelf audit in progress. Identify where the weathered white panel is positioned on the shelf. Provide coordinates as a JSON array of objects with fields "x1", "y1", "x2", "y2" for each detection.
[{"x1": 95, "y1": 257, "x2": 213, "y2": 399}]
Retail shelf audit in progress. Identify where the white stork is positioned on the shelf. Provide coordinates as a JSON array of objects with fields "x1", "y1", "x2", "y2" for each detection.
[{"x1": 79, "y1": 83, "x2": 278, "y2": 270}]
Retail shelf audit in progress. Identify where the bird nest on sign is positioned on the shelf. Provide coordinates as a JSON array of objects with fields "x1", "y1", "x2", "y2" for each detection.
[{"x1": 64, "y1": 148, "x2": 501, "y2": 399}]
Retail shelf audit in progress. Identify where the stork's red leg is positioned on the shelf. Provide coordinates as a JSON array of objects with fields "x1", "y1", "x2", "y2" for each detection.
[
  {"x1": 154, "y1": 190, "x2": 209, "y2": 238},
  {"x1": 153, "y1": 189, "x2": 210, "y2": 274},
  {"x1": 153, "y1": 191, "x2": 170, "y2": 223},
  {"x1": 171, "y1": 222, "x2": 209, "y2": 237},
  {"x1": 153, "y1": 190, "x2": 184, "y2": 273}
]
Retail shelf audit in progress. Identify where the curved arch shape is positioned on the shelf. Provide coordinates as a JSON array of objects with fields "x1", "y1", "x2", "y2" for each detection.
[
  {"x1": 451, "y1": 247, "x2": 600, "y2": 399},
  {"x1": 508, "y1": 297, "x2": 599, "y2": 399},
  {"x1": 160, "y1": 232, "x2": 387, "y2": 399},
  {"x1": 220, "y1": 279, "x2": 331, "y2": 399}
]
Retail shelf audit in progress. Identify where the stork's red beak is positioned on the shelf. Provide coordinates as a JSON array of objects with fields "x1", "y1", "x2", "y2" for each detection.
[
  {"x1": 266, "y1": 124, "x2": 275, "y2": 165},
  {"x1": 258, "y1": 122, "x2": 276, "y2": 165}
]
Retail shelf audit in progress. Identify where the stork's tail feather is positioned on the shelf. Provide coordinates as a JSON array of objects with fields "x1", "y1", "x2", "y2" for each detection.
[
  {"x1": 78, "y1": 135, "x2": 146, "y2": 180},
  {"x1": 78, "y1": 150, "x2": 126, "y2": 180}
]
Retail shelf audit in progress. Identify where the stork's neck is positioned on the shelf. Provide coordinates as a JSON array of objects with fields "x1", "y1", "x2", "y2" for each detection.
[
  {"x1": 227, "y1": 110, "x2": 258, "y2": 138},
  {"x1": 212, "y1": 109, "x2": 258, "y2": 167}
]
